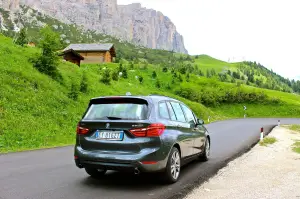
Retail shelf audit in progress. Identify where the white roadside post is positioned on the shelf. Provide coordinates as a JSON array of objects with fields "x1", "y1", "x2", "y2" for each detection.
[
  {"x1": 243, "y1": 106, "x2": 247, "y2": 118},
  {"x1": 260, "y1": 127, "x2": 264, "y2": 141},
  {"x1": 208, "y1": 116, "x2": 211, "y2": 123},
  {"x1": 278, "y1": 120, "x2": 280, "y2": 126}
]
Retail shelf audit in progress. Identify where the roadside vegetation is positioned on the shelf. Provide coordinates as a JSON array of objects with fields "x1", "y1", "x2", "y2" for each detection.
[
  {"x1": 292, "y1": 142, "x2": 300, "y2": 154},
  {"x1": 287, "y1": 125, "x2": 300, "y2": 154},
  {"x1": 288, "y1": 125, "x2": 300, "y2": 132},
  {"x1": 1, "y1": 20, "x2": 300, "y2": 153},
  {"x1": 259, "y1": 137, "x2": 277, "y2": 146}
]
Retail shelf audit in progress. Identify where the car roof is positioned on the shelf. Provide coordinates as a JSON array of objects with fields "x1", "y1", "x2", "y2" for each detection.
[{"x1": 90, "y1": 94, "x2": 180, "y2": 103}]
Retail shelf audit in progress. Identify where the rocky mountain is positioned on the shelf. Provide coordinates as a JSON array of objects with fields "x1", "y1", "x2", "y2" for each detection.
[{"x1": 0, "y1": 0, "x2": 188, "y2": 54}]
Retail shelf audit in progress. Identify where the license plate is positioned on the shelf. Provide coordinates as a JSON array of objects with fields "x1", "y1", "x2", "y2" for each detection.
[{"x1": 95, "y1": 131, "x2": 124, "y2": 141}]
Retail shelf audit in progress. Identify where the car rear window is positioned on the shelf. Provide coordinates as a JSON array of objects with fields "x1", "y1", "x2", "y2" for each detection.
[{"x1": 83, "y1": 98, "x2": 149, "y2": 120}]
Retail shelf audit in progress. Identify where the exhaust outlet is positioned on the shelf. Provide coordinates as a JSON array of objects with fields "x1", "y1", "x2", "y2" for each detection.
[{"x1": 134, "y1": 167, "x2": 140, "y2": 175}]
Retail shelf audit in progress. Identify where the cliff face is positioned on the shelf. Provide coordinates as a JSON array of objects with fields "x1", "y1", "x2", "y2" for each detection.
[
  {"x1": 0, "y1": 0, "x2": 20, "y2": 10},
  {"x1": 0, "y1": 0, "x2": 187, "y2": 53}
]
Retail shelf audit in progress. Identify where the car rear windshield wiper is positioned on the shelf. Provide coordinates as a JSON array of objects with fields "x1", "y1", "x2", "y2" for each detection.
[{"x1": 105, "y1": 116, "x2": 124, "y2": 120}]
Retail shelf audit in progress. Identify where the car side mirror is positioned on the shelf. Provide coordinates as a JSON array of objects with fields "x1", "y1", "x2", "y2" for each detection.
[{"x1": 197, "y1": 119, "x2": 204, "y2": 125}]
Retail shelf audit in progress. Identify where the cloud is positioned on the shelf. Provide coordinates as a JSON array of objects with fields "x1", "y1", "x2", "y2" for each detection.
[{"x1": 118, "y1": 0, "x2": 300, "y2": 79}]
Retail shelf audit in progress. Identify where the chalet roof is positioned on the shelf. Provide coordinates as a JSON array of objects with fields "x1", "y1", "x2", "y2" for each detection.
[
  {"x1": 63, "y1": 43, "x2": 114, "y2": 52},
  {"x1": 58, "y1": 49, "x2": 84, "y2": 60}
]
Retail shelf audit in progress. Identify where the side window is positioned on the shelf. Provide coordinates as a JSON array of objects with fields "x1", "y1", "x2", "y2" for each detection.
[
  {"x1": 170, "y1": 102, "x2": 186, "y2": 123},
  {"x1": 158, "y1": 102, "x2": 170, "y2": 119},
  {"x1": 181, "y1": 104, "x2": 196, "y2": 125},
  {"x1": 166, "y1": 102, "x2": 177, "y2": 121}
]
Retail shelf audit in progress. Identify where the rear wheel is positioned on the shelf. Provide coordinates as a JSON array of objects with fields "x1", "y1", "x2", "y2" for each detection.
[
  {"x1": 199, "y1": 137, "x2": 210, "y2": 161},
  {"x1": 161, "y1": 147, "x2": 181, "y2": 184},
  {"x1": 85, "y1": 168, "x2": 107, "y2": 178}
]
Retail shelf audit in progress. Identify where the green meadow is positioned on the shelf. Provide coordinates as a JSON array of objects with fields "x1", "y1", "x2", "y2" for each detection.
[{"x1": 0, "y1": 34, "x2": 300, "y2": 153}]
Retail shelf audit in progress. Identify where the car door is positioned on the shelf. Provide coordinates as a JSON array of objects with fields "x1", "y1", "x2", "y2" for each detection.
[
  {"x1": 168, "y1": 101, "x2": 194, "y2": 157},
  {"x1": 180, "y1": 103, "x2": 205, "y2": 155}
]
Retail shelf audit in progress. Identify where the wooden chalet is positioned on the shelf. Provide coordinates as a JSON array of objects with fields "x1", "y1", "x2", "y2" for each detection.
[
  {"x1": 61, "y1": 43, "x2": 116, "y2": 64},
  {"x1": 59, "y1": 49, "x2": 84, "y2": 66}
]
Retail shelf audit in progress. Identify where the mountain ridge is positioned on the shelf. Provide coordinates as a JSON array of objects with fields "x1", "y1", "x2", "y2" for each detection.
[{"x1": 0, "y1": 0, "x2": 188, "y2": 53}]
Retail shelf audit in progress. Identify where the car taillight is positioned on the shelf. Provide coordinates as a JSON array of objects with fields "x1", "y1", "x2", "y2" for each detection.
[
  {"x1": 129, "y1": 123, "x2": 165, "y2": 137},
  {"x1": 76, "y1": 124, "x2": 89, "y2": 135}
]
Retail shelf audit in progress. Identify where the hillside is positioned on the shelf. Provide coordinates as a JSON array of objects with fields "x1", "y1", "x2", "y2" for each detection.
[
  {"x1": 1, "y1": 5, "x2": 300, "y2": 93},
  {"x1": 0, "y1": 0, "x2": 187, "y2": 53},
  {"x1": 1, "y1": 33, "x2": 300, "y2": 153}
]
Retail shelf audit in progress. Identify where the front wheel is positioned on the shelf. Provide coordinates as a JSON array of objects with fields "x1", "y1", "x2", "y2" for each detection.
[
  {"x1": 199, "y1": 138, "x2": 210, "y2": 162},
  {"x1": 85, "y1": 168, "x2": 107, "y2": 178},
  {"x1": 161, "y1": 147, "x2": 181, "y2": 184}
]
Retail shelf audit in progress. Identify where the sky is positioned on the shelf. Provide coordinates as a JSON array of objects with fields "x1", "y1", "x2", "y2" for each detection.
[{"x1": 118, "y1": 0, "x2": 300, "y2": 80}]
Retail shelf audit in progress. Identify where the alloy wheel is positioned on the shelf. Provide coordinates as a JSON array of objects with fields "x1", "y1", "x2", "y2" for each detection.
[{"x1": 170, "y1": 150, "x2": 180, "y2": 180}]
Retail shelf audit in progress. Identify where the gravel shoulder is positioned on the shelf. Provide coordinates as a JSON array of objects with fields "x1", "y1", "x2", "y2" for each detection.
[{"x1": 184, "y1": 126, "x2": 300, "y2": 199}]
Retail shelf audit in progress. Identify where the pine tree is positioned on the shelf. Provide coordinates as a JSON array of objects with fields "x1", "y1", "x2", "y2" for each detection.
[
  {"x1": 31, "y1": 26, "x2": 62, "y2": 81},
  {"x1": 15, "y1": 28, "x2": 27, "y2": 47}
]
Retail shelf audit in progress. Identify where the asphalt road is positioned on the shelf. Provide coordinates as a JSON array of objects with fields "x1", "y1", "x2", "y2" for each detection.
[{"x1": 1, "y1": 118, "x2": 300, "y2": 199}]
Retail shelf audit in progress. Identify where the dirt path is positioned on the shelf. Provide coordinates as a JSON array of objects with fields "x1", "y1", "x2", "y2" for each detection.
[{"x1": 184, "y1": 126, "x2": 300, "y2": 199}]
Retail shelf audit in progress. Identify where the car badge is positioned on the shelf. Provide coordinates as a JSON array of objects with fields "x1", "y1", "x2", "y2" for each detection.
[{"x1": 106, "y1": 123, "x2": 110, "y2": 129}]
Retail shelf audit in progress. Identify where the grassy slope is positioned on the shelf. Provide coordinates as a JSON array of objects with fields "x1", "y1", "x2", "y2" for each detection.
[
  {"x1": 0, "y1": 35, "x2": 217, "y2": 152},
  {"x1": 1, "y1": 34, "x2": 300, "y2": 153}
]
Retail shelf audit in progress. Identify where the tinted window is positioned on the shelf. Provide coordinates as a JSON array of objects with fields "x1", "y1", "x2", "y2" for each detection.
[
  {"x1": 170, "y1": 102, "x2": 186, "y2": 122},
  {"x1": 159, "y1": 102, "x2": 170, "y2": 119},
  {"x1": 181, "y1": 104, "x2": 196, "y2": 124},
  {"x1": 84, "y1": 103, "x2": 148, "y2": 120},
  {"x1": 166, "y1": 102, "x2": 177, "y2": 121}
]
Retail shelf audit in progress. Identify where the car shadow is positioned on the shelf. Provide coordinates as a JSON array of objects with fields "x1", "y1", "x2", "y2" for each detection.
[{"x1": 78, "y1": 159, "x2": 207, "y2": 191}]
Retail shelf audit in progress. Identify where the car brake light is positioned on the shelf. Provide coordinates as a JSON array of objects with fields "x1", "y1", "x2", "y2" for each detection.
[
  {"x1": 129, "y1": 123, "x2": 165, "y2": 137},
  {"x1": 76, "y1": 124, "x2": 89, "y2": 135}
]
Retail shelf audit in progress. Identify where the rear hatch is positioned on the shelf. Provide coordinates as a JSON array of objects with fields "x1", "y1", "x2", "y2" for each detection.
[{"x1": 77, "y1": 97, "x2": 161, "y2": 154}]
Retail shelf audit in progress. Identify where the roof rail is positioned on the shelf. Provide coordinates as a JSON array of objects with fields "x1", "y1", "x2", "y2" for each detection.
[{"x1": 148, "y1": 94, "x2": 171, "y2": 98}]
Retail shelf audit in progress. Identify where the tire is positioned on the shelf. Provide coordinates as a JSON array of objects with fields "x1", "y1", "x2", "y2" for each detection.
[
  {"x1": 199, "y1": 137, "x2": 210, "y2": 162},
  {"x1": 85, "y1": 167, "x2": 107, "y2": 178},
  {"x1": 161, "y1": 147, "x2": 181, "y2": 184}
]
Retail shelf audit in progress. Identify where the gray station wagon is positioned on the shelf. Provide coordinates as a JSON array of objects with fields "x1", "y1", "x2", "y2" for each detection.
[{"x1": 74, "y1": 94, "x2": 210, "y2": 183}]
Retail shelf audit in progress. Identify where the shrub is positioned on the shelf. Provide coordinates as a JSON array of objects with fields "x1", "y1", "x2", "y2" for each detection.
[
  {"x1": 122, "y1": 68, "x2": 128, "y2": 79},
  {"x1": 112, "y1": 70, "x2": 119, "y2": 81},
  {"x1": 162, "y1": 67, "x2": 168, "y2": 73},
  {"x1": 118, "y1": 63, "x2": 123, "y2": 72},
  {"x1": 100, "y1": 69, "x2": 111, "y2": 85},
  {"x1": 179, "y1": 66, "x2": 187, "y2": 74},
  {"x1": 152, "y1": 71, "x2": 157, "y2": 79},
  {"x1": 178, "y1": 74, "x2": 183, "y2": 82},
  {"x1": 68, "y1": 83, "x2": 79, "y2": 100},
  {"x1": 138, "y1": 76, "x2": 143, "y2": 84},
  {"x1": 186, "y1": 73, "x2": 190, "y2": 82},
  {"x1": 130, "y1": 62, "x2": 134, "y2": 69},
  {"x1": 155, "y1": 79, "x2": 161, "y2": 88},
  {"x1": 80, "y1": 73, "x2": 88, "y2": 93}
]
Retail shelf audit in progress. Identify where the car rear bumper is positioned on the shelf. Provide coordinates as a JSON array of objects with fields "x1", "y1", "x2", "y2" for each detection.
[{"x1": 74, "y1": 146, "x2": 169, "y2": 172}]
